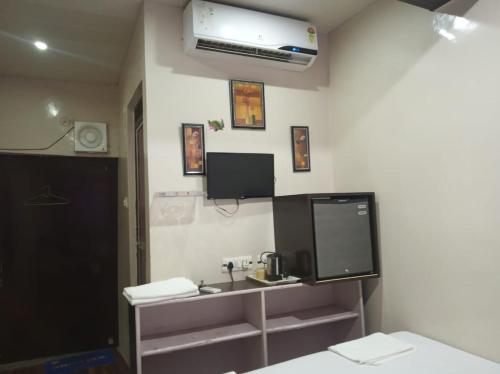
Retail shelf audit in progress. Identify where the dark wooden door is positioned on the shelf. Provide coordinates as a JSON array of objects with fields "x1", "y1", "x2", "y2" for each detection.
[{"x1": 0, "y1": 154, "x2": 118, "y2": 364}]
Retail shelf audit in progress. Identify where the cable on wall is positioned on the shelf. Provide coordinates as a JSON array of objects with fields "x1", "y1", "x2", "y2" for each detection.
[
  {"x1": 227, "y1": 261, "x2": 234, "y2": 283},
  {"x1": 0, "y1": 127, "x2": 75, "y2": 152},
  {"x1": 214, "y1": 199, "x2": 239, "y2": 217}
]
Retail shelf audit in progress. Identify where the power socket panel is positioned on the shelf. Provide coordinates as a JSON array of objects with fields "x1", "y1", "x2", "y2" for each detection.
[{"x1": 222, "y1": 256, "x2": 253, "y2": 273}]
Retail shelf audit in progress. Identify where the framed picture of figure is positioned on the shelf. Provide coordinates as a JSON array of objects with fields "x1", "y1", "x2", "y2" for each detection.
[
  {"x1": 291, "y1": 126, "x2": 311, "y2": 172},
  {"x1": 181, "y1": 123, "x2": 205, "y2": 175},
  {"x1": 230, "y1": 80, "x2": 266, "y2": 130}
]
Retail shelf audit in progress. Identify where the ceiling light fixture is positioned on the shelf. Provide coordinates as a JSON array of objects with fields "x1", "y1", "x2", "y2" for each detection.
[
  {"x1": 47, "y1": 102, "x2": 59, "y2": 117},
  {"x1": 34, "y1": 40, "x2": 48, "y2": 51}
]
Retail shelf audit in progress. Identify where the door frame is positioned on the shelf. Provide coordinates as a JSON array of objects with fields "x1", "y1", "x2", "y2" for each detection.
[
  {"x1": 133, "y1": 98, "x2": 147, "y2": 286},
  {"x1": 126, "y1": 86, "x2": 149, "y2": 287}
]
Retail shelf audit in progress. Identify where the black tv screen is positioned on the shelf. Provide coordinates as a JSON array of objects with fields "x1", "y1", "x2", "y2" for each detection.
[{"x1": 206, "y1": 153, "x2": 274, "y2": 199}]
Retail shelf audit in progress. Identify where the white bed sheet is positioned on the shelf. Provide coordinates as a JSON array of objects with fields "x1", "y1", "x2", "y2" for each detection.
[{"x1": 245, "y1": 332, "x2": 500, "y2": 374}]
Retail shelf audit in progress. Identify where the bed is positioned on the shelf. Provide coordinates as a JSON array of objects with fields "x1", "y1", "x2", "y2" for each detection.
[{"x1": 245, "y1": 332, "x2": 500, "y2": 373}]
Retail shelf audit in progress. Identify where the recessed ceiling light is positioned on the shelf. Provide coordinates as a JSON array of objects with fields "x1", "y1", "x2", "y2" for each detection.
[
  {"x1": 34, "y1": 40, "x2": 48, "y2": 51},
  {"x1": 47, "y1": 102, "x2": 59, "y2": 117}
]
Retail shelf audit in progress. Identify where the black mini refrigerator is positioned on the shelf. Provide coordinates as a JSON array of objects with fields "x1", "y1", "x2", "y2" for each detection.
[{"x1": 272, "y1": 193, "x2": 380, "y2": 283}]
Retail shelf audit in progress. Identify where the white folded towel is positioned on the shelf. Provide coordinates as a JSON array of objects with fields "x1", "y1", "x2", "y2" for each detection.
[
  {"x1": 123, "y1": 277, "x2": 199, "y2": 305},
  {"x1": 328, "y1": 332, "x2": 414, "y2": 365},
  {"x1": 122, "y1": 289, "x2": 200, "y2": 305}
]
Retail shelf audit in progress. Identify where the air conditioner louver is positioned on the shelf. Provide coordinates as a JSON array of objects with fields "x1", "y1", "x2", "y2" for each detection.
[
  {"x1": 196, "y1": 39, "x2": 257, "y2": 55},
  {"x1": 257, "y1": 49, "x2": 292, "y2": 62},
  {"x1": 195, "y1": 39, "x2": 309, "y2": 66}
]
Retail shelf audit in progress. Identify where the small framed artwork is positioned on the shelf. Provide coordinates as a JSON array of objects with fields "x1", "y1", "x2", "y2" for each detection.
[
  {"x1": 181, "y1": 123, "x2": 205, "y2": 175},
  {"x1": 291, "y1": 126, "x2": 311, "y2": 172},
  {"x1": 230, "y1": 80, "x2": 266, "y2": 130}
]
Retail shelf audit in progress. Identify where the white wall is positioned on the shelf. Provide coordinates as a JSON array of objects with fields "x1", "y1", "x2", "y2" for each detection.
[
  {"x1": 328, "y1": 0, "x2": 500, "y2": 362},
  {"x1": 143, "y1": 0, "x2": 333, "y2": 284},
  {"x1": 117, "y1": 6, "x2": 146, "y2": 363},
  {"x1": 0, "y1": 76, "x2": 119, "y2": 156}
]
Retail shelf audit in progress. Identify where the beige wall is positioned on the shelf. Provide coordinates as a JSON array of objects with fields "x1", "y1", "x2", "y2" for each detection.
[
  {"x1": 0, "y1": 19, "x2": 143, "y2": 362},
  {"x1": 143, "y1": 0, "x2": 333, "y2": 284},
  {"x1": 328, "y1": 0, "x2": 500, "y2": 362},
  {"x1": 0, "y1": 76, "x2": 119, "y2": 156},
  {"x1": 117, "y1": 6, "x2": 146, "y2": 364},
  {"x1": 0, "y1": 75, "x2": 128, "y2": 359}
]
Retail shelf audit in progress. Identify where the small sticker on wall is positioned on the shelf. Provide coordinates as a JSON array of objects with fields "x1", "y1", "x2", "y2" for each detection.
[
  {"x1": 358, "y1": 211, "x2": 367, "y2": 216},
  {"x1": 208, "y1": 119, "x2": 225, "y2": 132},
  {"x1": 307, "y1": 26, "x2": 316, "y2": 43}
]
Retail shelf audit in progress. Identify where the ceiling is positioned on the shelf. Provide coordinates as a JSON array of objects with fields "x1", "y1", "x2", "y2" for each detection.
[
  {"x1": 0, "y1": 0, "x2": 376, "y2": 85},
  {"x1": 0, "y1": 0, "x2": 142, "y2": 85}
]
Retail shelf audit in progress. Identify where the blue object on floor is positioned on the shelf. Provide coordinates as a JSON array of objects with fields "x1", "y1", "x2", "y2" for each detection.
[{"x1": 44, "y1": 349, "x2": 116, "y2": 374}]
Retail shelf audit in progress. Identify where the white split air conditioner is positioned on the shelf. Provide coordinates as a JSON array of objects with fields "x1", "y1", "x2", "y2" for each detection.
[{"x1": 183, "y1": 0, "x2": 319, "y2": 71}]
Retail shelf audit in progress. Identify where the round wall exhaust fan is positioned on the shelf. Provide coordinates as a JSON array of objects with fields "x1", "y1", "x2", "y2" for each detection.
[{"x1": 74, "y1": 121, "x2": 108, "y2": 153}]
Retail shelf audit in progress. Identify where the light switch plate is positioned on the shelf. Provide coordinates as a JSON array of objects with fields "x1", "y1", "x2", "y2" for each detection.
[{"x1": 222, "y1": 256, "x2": 253, "y2": 272}]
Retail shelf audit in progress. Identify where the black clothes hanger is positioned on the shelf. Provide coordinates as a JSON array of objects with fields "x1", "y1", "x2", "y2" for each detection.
[{"x1": 24, "y1": 186, "x2": 70, "y2": 207}]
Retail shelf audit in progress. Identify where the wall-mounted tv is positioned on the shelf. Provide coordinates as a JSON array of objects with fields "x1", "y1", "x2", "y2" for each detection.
[{"x1": 206, "y1": 152, "x2": 274, "y2": 199}]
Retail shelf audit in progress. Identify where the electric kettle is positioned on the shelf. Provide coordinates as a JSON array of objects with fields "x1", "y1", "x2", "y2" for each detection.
[{"x1": 265, "y1": 253, "x2": 284, "y2": 281}]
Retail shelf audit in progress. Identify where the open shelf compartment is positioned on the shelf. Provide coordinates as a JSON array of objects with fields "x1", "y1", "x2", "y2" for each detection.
[
  {"x1": 264, "y1": 281, "x2": 363, "y2": 335},
  {"x1": 138, "y1": 291, "x2": 264, "y2": 358},
  {"x1": 266, "y1": 304, "x2": 358, "y2": 334},
  {"x1": 142, "y1": 336, "x2": 263, "y2": 374},
  {"x1": 142, "y1": 320, "x2": 261, "y2": 356},
  {"x1": 267, "y1": 320, "x2": 357, "y2": 365}
]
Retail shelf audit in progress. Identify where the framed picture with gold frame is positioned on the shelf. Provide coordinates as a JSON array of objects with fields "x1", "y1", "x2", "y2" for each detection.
[
  {"x1": 181, "y1": 123, "x2": 205, "y2": 175},
  {"x1": 291, "y1": 126, "x2": 311, "y2": 172},
  {"x1": 230, "y1": 80, "x2": 266, "y2": 130}
]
